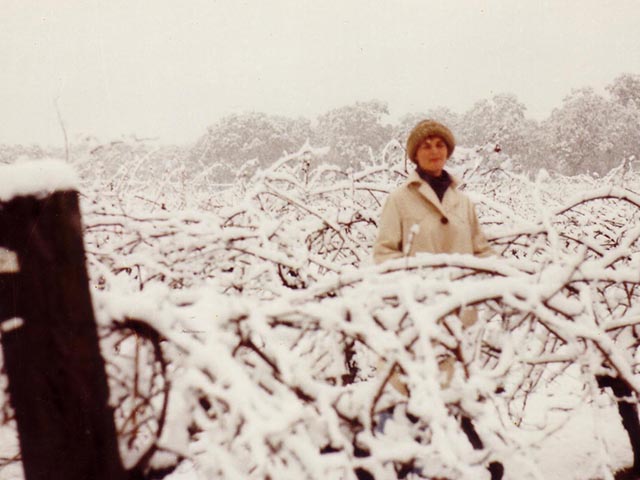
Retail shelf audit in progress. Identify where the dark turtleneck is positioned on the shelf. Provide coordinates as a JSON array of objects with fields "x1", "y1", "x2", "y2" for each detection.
[{"x1": 416, "y1": 166, "x2": 452, "y2": 202}]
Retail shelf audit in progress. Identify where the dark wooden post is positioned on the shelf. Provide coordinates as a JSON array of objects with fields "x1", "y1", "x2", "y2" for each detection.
[
  {"x1": 0, "y1": 187, "x2": 127, "y2": 480},
  {"x1": 597, "y1": 375, "x2": 640, "y2": 477}
]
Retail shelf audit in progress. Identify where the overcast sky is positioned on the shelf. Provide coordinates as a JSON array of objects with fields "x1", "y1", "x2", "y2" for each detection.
[{"x1": 3, "y1": 0, "x2": 640, "y2": 147}]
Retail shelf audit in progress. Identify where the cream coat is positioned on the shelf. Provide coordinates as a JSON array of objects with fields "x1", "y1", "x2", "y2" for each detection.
[
  {"x1": 373, "y1": 170, "x2": 492, "y2": 393},
  {"x1": 373, "y1": 170, "x2": 492, "y2": 264}
]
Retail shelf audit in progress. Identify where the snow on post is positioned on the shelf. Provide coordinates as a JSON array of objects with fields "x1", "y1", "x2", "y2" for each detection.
[{"x1": 0, "y1": 159, "x2": 79, "y2": 202}]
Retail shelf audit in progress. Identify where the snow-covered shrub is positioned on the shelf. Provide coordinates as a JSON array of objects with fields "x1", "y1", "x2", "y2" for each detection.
[
  {"x1": 79, "y1": 144, "x2": 640, "y2": 478},
  {"x1": 3, "y1": 142, "x2": 640, "y2": 479}
]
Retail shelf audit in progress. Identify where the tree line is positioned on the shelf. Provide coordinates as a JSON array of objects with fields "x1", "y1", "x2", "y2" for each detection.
[
  {"x1": 2, "y1": 73, "x2": 639, "y2": 180},
  {"x1": 189, "y1": 73, "x2": 640, "y2": 178}
]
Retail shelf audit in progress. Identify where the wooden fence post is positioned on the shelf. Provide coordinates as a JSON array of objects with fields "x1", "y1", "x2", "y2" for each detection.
[{"x1": 0, "y1": 162, "x2": 127, "y2": 480}]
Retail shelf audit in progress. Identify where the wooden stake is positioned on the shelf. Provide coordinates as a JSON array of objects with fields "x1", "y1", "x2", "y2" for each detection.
[{"x1": 0, "y1": 191, "x2": 127, "y2": 480}]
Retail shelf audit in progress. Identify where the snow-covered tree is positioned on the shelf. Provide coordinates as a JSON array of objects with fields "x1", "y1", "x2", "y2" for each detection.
[
  {"x1": 312, "y1": 100, "x2": 392, "y2": 169},
  {"x1": 607, "y1": 73, "x2": 640, "y2": 108},
  {"x1": 190, "y1": 112, "x2": 312, "y2": 182},
  {"x1": 540, "y1": 87, "x2": 638, "y2": 175},
  {"x1": 458, "y1": 93, "x2": 536, "y2": 162}
]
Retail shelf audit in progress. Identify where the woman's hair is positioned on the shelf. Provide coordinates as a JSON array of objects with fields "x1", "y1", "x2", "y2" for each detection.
[{"x1": 406, "y1": 120, "x2": 456, "y2": 162}]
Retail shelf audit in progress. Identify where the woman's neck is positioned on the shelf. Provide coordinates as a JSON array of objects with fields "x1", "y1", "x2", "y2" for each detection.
[{"x1": 416, "y1": 166, "x2": 451, "y2": 201}]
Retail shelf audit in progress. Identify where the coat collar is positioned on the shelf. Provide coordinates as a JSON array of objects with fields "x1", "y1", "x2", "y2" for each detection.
[
  {"x1": 405, "y1": 169, "x2": 461, "y2": 217},
  {"x1": 406, "y1": 169, "x2": 461, "y2": 189}
]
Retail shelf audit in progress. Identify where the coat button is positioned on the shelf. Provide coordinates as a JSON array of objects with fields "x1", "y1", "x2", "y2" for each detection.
[{"x1": 440, "y1": 216, "x2": 449, "y2": 224}]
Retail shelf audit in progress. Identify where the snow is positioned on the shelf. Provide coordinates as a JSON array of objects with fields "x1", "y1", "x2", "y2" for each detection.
[
  {"x1": 1, "y1": 144, "x2": 640, "y2": 479},
  {"x1": 0, "y1": 159, "x2": 79, "y2": 201}
]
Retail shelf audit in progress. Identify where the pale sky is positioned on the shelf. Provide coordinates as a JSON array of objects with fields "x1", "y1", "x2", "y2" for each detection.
[{"x1": 3, "y1": 0, "x2": 640, "y2": 147}]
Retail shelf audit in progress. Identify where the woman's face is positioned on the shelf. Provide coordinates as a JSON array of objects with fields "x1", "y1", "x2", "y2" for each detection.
[{"x1": 415, "y1": 136, "x2": 449, "y2": 176}]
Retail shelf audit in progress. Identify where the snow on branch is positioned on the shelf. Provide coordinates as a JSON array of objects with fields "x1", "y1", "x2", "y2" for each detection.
[{"x1": 57, "y1": 147, "x2": 640, "y2": 478}]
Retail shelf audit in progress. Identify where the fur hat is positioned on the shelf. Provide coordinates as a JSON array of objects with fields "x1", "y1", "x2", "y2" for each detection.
[{"x1": 406, "y1": 120, "x2": 455, "y2": 162}]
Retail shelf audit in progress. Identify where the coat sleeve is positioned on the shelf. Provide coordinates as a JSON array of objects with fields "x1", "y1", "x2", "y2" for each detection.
[
  {"x1": 372, "y1": 194, "x2": 404, "y2": 264},
  {"x1": 469, "y1": 202, "x2": 494, "y2": 257}
]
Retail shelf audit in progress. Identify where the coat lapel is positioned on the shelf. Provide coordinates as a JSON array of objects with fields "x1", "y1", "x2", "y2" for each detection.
[{"x1": 407, "y1": 170, "x2": 451, "y2": 219}]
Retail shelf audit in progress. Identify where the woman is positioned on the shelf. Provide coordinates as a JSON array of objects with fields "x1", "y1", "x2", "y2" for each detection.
[
  {"x1": 372, "y1": 120, "x2": 503, "y2": 480},
  {"x1": 373, "y1": 119, "x2": 492, "y2": 264}
]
